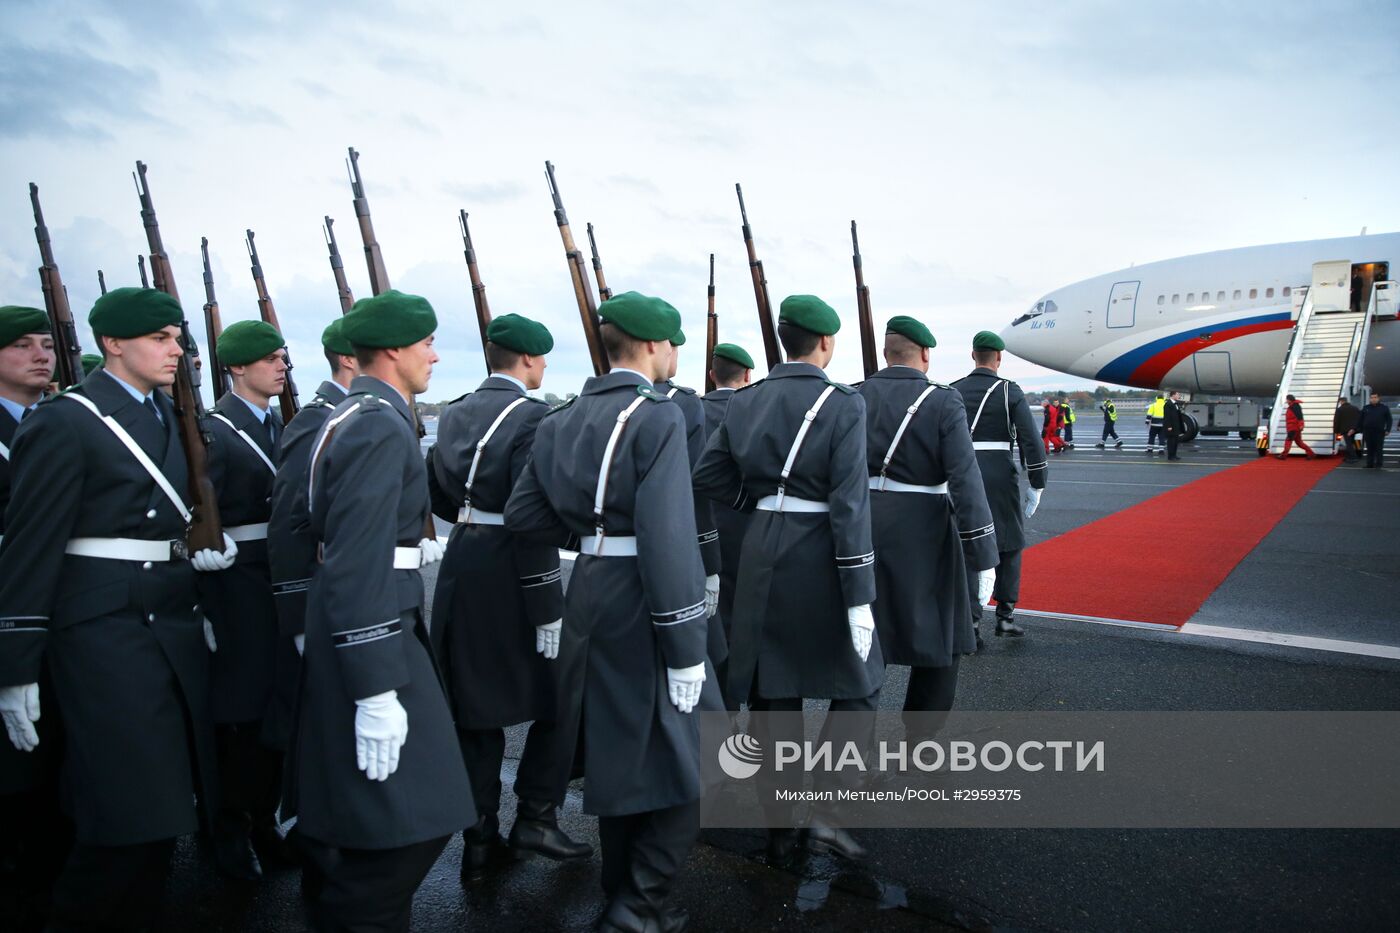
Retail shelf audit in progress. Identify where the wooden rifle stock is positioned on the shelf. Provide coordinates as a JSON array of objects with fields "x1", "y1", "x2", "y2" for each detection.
[
  {"x1": 28, "y1": 183, "x2": 84, "y2": 389},
  {"x1": 735, "y1": 184, "x2": 781, "y2": 370},
  {"x1": 346, "y1": 147, "x2": 390, "y2": 296},
  {"x1": 458, "y1": 210, "x2": 493, "y2": 373},
  {"x1": 244, "y1": 230, "x2": 301, "y2": 420},
  {"x1": 586, "y1": 223, "x2": 612, "y2": 303},
  {"x1": 132, "y1": 160, "x2": 224, "y2": 551},
  {"x1": 851, "y1": 221, "x2": 877, "y2": 379},
  {"x1": 704, "y1": 254, "x2": 718, "y2": 393},
  {"x1": 545, "y1": 161, "x2": 608, "y2": 375},
  {"x1": 200, "y1": 238, "x2": 229, "y2": 400},
  {"x1": 323, "y1": 217, "x2": 355, "y2": 314}
]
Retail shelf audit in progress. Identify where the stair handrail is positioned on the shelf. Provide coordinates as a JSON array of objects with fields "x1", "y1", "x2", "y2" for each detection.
[
  {"x1": 1268, "y1": 291, "x2": 1314, "y2": 453},
  {"x1": 1352, "y1": 280, "x2": 1392, "y2": 396}
]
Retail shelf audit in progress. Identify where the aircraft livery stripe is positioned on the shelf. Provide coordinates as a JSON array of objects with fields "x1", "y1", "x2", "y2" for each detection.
[{"x1": 1093, "y1": 312, "x2": 1293, "y2": 386}]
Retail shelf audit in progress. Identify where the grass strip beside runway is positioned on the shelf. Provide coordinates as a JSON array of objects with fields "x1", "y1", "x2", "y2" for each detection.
[{"x1": 1013, "y1": 456, "x2": 1339, "y2": 626}]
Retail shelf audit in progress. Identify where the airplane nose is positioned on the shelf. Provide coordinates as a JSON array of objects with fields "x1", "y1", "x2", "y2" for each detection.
[{"x1": 999, "y1": 321, "x2": 1023, "y2": 357}]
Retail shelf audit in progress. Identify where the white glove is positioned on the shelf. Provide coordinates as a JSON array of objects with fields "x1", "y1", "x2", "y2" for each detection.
[
  {"x1": 977, "y1": 569, "x2": 995, "y2": 607},
  {"x1": 704, "y1": 575, "x2": 720, "y2": 618},
  {"x1": 293, "y1": 633, "x2": 305, "y2": 657},
  {"x1": 203, "y1": 617, "x2": 218, "y2": 653},
  {"x1": 848, "y1": 604, "x2": 874, "y2": 662},
  {"x1": 536, "y1": 619, "x2": 562, "y2": 660},
  {"x1": 418, "y1": 537, "x2": 445, "y2": 567},
  {"x1": 666, "y1": 663, "x2": 705, "y2": 714},
  {"x1": 1022, "y1": 486, "x2": 1042, "y2": 518},
  {"x1": 0, "y1": 683, "x2": 40, "y2": 752},
  {"x1": 354, "y1": 690, "x2": 408, "y2": 782},
  {"x1": 191, "y1": 532, "x2": 239, "y2": 572}
]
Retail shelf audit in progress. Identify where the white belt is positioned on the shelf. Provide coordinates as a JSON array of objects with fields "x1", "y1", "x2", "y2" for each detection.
[
  {"x1": 65, "y1": 537, "x2": 187, "y2": 562},
  {"x1": 755, "y1": 494, "x2": 829, "y2": 513},
  {"x1": 225, "y1": 522, "x2": 269, "y2": 542},
  {"x1": 578, "y1": 535, "x2": 638, "y2": 557},
  {"x1": 393, "y1": 546, "x2": 423, "y2": 570},
  {"x1": 456, "y1": 507, "x2": 505, "y2": 526},
  {"x1": 972, "y1": 441, "x2": 1013, "y2": 451},
  {"x1": 869, "y1": 477, "x2": 949, "y2": 495}
]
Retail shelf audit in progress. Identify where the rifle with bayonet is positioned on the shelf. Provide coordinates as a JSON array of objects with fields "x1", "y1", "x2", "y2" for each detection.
[
  {"x1": 245, "y1": 230, "x2": 300, "y2": 420},
  {"x1": 705, "y1": 254, "x2": 718, "y2": 393},
  {"x1": 132, "y1": 160, "x2": 224, "y2": 552},
  {"x1": 98, "y1": 270, "x2": 108, "y2": 296},
  {"x1": 28, "y1": 183, "x2": 84, "y2": 389},
  {"x1": 138, "y1": 255, "x2": 150, "y2": 288},
  {"x1": 323, "y1": 216, "x2": 355, "y2": 314},
  {"x1": 544, "y1": 161, "x2": 609, "y2": 375},
  {"x1": 735, "y1": 184, "x2": 781, "y2": 370},
  {"x1": 851, "y1": 221, "x2": 877, "y2": 379},
  {"x1": 200, "y1": 238, "x2": 229, "y2": 400},
  {"x1": 586, "y1": 222, "x2": 613, "y2": 303},
  {"x1": 458, "y1": 210, "x2": 493, "y2": 373},
  {"x1": 346, "y1": 147, "x2": 390, "y2": 295}
]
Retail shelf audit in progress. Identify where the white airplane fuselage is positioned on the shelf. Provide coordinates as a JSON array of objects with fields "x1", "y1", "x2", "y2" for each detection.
[{"x1": 1001, "y1": 234, "x2": 1400, "y2": 396}]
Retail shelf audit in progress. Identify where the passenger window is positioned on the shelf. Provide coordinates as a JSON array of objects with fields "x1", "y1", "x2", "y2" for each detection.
[
  {"x1": 1283, "y1": 286, "x2": 1291, "y2": 297},
  {"x1": 1266, "y1": 287, "x2": 1274, "y2": 298},
  {"x1": 1172, "y1": 293, "x2": 1180, "y2": 304},
  {"x1": 1217, "y1": 291, "x2": 1225, "y2": 301},
  {"x1": 1249, "y1": 288, "x2": 1258, "y2": 299},
  {"x1": 1233, "y1": 290, "x2": 1241, "y2": 300},
  {"x1": 1157, "y1": 295, "x2": 1164, "y2": 305},
  {"x1": 1187, "y1": 293, "x2": 1194, "y2": 302}
]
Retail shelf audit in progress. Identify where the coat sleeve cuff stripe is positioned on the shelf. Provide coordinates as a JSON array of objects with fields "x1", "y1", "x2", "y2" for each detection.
[
  {"x1": 332, "y1": 619, "x2": 402, "y2": 647},
  {"x1": 652, "y1": 600, "x2": 706, "y2": 624}
]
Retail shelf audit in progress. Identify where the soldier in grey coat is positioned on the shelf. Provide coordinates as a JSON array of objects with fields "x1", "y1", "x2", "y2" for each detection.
[
  {"x1": 699, "y1": 342, "x2": 755, "y2": 710},
  {"x1": 0, "y1": 289, "x2": 232, "y2": 931},
  {"x1": 950, "y1": 331, "x2": 1049, "y2": 644},
  {"x1": 694, "y1": 295, "x2": 879, "y2": 864},
  {"x1": 859, "y1": 317, "x2": 998, "y2": 730},
  {"x1": 287, "y1": 291, "x2": 473, "y2": 933},
  {"x1": 201, "y1": 319, "x2": 295, "y2": 881},
  {"x1": 506, "y1": 292, "x2": 713, "y2": 933},
  {"x1": 426, "y1": 313, "x2": 590, "y2": 882}
]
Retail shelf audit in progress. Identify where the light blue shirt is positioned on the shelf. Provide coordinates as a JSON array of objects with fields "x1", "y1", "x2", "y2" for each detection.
[
  {"x1": 613, "y1": 367, "x2": 652, "y2": 384},
  {"x1": 0, "y1": 395, "x2": 34, "y2": 424},
  {"x1": 233, "y1": 392, "x2": 271, "y2": 424},
  {"x1": 103, "y1": 370, "x2": 162, "y2": 424},
  {"x1": 490, "y1": 372, "x2": 527, "y2": 393}
]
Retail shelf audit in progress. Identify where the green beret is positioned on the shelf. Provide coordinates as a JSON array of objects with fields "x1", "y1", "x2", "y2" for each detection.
[
  {"x1": 670, "y1": 328, "x2": 686, "y2": 347},
  {"x1": 886, "y1": 315, "x2": 936, "y2": 349},
  {"x1": 342, "y1": 289, "x2": 437, "y2": 349},
  {"x1": 598, "y1": 291, "x2": 681, "y2": 341},
  {"x1": 712, "y1": 342, "x2": 754, "y2": 370},
  {"x1": 778, "y1": 295, "x2": 841, "y2": 336},
  {"x1": 88, "y1": 288, "x2": 183, "y2": 339},
  {"x1": 973, "y1": 330, "x2": 1005, "y2": 352},
  {"x1": 486, "y1": 313, "x2": 554, "y2": 356},
  {"x1": 81, "y1": 353, "x2": 103, "y2": 375},
  {"x1": 0, "y1": 306, "x2": 51, "y2": 347},
  {"x1": 321, "y1": 318, "x2": 353, "y2": 356},
  {"x1": 218, "y1": 320, "x2": 285, "y2": 367}
]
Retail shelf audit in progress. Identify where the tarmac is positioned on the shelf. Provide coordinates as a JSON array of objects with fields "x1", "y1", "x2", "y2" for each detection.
[{"x1": 11, "y1": 413, "x2": 1400, "y2": 931}]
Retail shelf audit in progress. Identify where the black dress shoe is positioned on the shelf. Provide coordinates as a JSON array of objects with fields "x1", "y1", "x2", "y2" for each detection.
[
  {"x1": 509, "y1": 798, "x2": 593, "y2": 860},
  {"x1": 995, "y1": 617, "x2": 1025, "y2": 637},
  {"x1": 806, "y1": 820, "x2": 867, "y2": 861},
  {"x1": 250, "y1": 820, "x2": 298, "y2": 869},
  {"x1": 973, "y1": 623, "x2": 985, "y2": 651},
  {"x1": 461, "y1": 815, "x2": 510, "y2": 884},
  {"x1": 212, "y1": 817, "x2": 263, "y2": 881}
]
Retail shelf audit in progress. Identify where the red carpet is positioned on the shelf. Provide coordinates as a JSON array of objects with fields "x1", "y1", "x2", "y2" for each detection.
[{"x1": 1014, "y1": 457, "x2": 1338, "y2": 626}]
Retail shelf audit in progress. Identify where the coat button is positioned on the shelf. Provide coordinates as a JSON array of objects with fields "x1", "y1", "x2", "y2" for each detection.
[
  {"x1": 142, "y1": 561, "x2": 153, "y2": 570},
  {"x1": 146, "y1": 509, "x2": 157, "y2": 519},
  {"x1": 147, "y1": 613, "x2": 155, "y2": 622}
]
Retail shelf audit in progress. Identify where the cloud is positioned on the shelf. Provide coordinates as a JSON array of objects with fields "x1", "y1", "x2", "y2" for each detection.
[
  {"x1": 0, "y1": 43, "x2": 158, "y2": 140},
  {"x1": 442, "y1": 180, "x2": 527, "y2": 206}
]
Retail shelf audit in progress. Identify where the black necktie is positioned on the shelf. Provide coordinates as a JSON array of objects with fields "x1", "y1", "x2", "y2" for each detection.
[
  {"x1": 144, "y1": 396, "x2": 164, "y2": 432},
  {"x1": 262, "y1": 416, "x2": 277, "y2": 447}
]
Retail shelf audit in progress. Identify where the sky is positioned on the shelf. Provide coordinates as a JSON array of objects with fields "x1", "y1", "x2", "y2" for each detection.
[{"x1": 2, "y1": 0, "x2": 1397, "y2": 403}]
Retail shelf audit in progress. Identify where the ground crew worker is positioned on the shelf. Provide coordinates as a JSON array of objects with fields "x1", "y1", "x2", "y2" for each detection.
[
  {"x1": 0, "y1": 288, "x2": 230, "y2": 930},
  {"x1": 287, "y1": 290, "x2": 473, "y2": 933},
  {"x1": 1042, "y1": 398, "x2": 1066, "y2": 453},
  {"x1": 201, "y1": 320, "x2": 296, "y2": 880},
  {"x1": 1058, "y1": 394, "x2": 1076, "y2": 446},
  {"x1": 0, "y1": 306, "x2": 70, "y2": 929},
  {"x1": 426, "y1": 313, "x2": 591, "y2": 883},
  {"x1": 1334, "y1": 396, "x2": 1361, "y2": 462},
  {"x1": 1276, "y1": 394, "x2": 1316, "y2": 459},
  {"x1": 700, "y1": 342, "x2": 754, "y2": 710},
  {"x1": 1357, "y1": 392, "x2": 1392, "y2": 468},
  {"x1": 656, "y1": 328, "x2": 723, "y2": 683},
  {"x1": 695, "y1": 294, "x2": 879, "y2": 865},
  {"x1": 1163, "y1": 390, "x2": 1186, "y2": 461},
  {"x1": 505, "y1": 291, "x2": 714, "y2": 932},
  {"x1": 859, "y1": 316, "x2": 997, "y2": 732},
  {"x1": 1097, "y1": 398, "x2": 1122, "y2": 448},
  {"x1": 951, "y1": 331, "x2": 1049, "y2": 644},
  {"x1": 1146, "y1": 394, "x2": 1166, "y2": 454}
]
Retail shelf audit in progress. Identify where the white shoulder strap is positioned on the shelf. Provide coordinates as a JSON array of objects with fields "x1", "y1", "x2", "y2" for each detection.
[
  {"x1": 876, "y1": 384, "x2": 939, "y2": 485},
  {"x1": 307, "y1": 399, "x2": 384, "y2": 501},
  {"x1": 592, "y1": 395, "x2": 649, "y2": 547},
  {"x1": 61, "y1": 393, "x2": 192, "y2": 523},
  {"x1": 461, "y1": 396, "x2": 530, "y2": 516},
  {"x1": 666, "y1": 387, "x2": 679, "y2": 399},
  {"x1": 968, "y1": 379, "x2": 1005, "y2": 435},
  {"x1": 210, "y1": 413, "x2": 276, "y2": 473},
  {"x1": 0, "y1": 441, "x2": 8, "y2": 461},
  {"x1": 774, "y1": 384, "x2": 838, "y2": 509}
]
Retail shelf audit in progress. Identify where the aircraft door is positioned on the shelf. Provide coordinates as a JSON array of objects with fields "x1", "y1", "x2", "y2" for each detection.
[
  {"x1": 1192, "y1": 351, "x2": 1234, "y2": 393},
  {"x1": 1106, "y1": 280, "x2": 1139, "y2": 329}
]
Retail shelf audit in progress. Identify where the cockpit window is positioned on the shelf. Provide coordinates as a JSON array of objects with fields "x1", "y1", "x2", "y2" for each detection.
[{"x1": 1011, "y1": 298, "x2": 1057, "y2": 327}]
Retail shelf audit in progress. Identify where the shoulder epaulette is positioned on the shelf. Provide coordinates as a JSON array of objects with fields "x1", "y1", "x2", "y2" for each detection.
[
  {"x1": 734, "y1": 377, "x2": 765, "y2": 393},
  {"x1": 823, "y1": 379, "x2": 858, "y2": 395},
  {"x1": 929, "y1": 381, "x2": 953, "y2": 390},
  {"x1": 665, "y1": 381, "x2": 697, "y2": 397},
  {"x1": 447, "y1": 391, "x2": 471, "y2": 405},
  {"x1": 525, "y1": 395, "x2": 548, "y2": 406},
  {"x1": 545, "y1": 397, "x2": 576, "y2": 415},
  {"x1": 636, "y1": 385, "x2": 670, "y2": 402}
]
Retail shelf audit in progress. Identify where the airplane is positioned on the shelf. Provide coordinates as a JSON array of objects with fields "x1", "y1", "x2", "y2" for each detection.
[{"x1": 1001, "y1": 233, "x2": 1400, "y2": 397}]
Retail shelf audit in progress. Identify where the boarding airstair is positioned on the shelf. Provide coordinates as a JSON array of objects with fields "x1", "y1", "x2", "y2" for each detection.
[{"x1": 1266, "y1": 261, "x2": 1386, "y2": 456}]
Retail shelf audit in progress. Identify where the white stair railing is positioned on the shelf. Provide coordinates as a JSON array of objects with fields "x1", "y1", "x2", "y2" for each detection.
[{"x1": 1268, "y1": 292, "x2": 1314, "y2": 453}]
